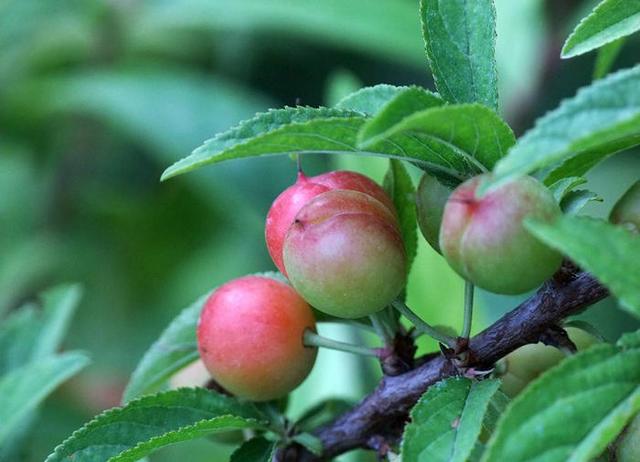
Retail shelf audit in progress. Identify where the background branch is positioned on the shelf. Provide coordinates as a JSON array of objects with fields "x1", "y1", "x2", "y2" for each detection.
[{"x1": 278, "y1": 267, "x2": 609, "y2": 461}]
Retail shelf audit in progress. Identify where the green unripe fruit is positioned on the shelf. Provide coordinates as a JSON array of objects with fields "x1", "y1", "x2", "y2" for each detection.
[
  {"x1": 440, "y1": 174, "x2": 563, "y2": 294},
  {"x1": 284, "y1": 190, "x2": 407, "y2": 319},
  {"x1": 500, "y1": 327, "x2": 599, "y2": 398},
  {"x1": 610, "y1": 180, "x2": 640, "y2": 233},
  {"x1": 617, "y1": 413, "x2": 640, "y2": 462},
  {"x1": 415, "y1": 173, "x2": 455, "y2": 253}
]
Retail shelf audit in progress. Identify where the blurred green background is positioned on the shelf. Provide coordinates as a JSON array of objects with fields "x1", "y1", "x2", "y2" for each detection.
[{"x1": 1, "y1": 0, "x2": 638, "y2": 461}]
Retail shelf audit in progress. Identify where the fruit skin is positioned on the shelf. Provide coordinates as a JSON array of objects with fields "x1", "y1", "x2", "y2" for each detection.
[
  {"x1": 311, "y1": 170, "x2": 396, "y2": 213},
  {"x1": 415, "y1": 173, "x2": 455, "y2": 253},
  {"x1": 610, "y1": 180, "x2": 640, "y2": 233},
  {"x1": 500, "y1": 327, "x2": 599, "y2": 398},
  {"x1": 283, "y1": 190, "x2": 406, "y2": 319},
  {"x1": 197, "y1": 275, "x2": 317, "y2": 401},
  {"x1": 439, "y1": 174, "x2": 563, "y2": 294},
  {"x1": 617, "y1": 413, "x2": 640, "y2": 462}
]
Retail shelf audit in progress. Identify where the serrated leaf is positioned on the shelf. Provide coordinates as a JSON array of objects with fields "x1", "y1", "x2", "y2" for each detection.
[
  {"x1": 362, "y1": 104, "x2": 515, "y2": 173},
  {"x1": 488, "y1": 65, "x2": 640, "y2": 191},
  {"x1": 335, "y1": 84, "x2": 413, "y2": 115},
  {"x1": 618, "y1": 329, "x2": 640, "y2": 349},
  {"x1": 357, "y1": 87, "x2": 444, "y2": 146},
  {"x1": 0, "y1": 351, "x2": 90, "y2": 444},
  {"x1": 559, "y1": 189, "x2": 603, "y2": 214},
  {"x1": 562, "y1": 0, "x2": 640, "y2": 58},
  {"x1": 230, "y1": 437, "x2": 276, "y2": 462},
  {"x1": 402, "y1": 377, "x2": 501, "y2": 462},
  {"x1": 162, "y1": 105, "x2": 485, "y2": 184},
  {"x1": 593, "y1": 38, "x2": 626, "y2": 80},
  {"x1": 526, "y1": 216, "x2": 640, "y2": 318},
  {"x1": 124, "y1": 272, "x2": 286, "y2": 402},
  {"x1": 482, "y1": 344, "x2": 640, "y2": 462},
  {"x1": 46, "y1": 388, "x2": 269, "y2": 462},
  {"x1": 420, "y1": 0, "x2": 499, "y2": 110},
  {"x1": 384, "y1": 160, "x2": 418, "y2": 272}
]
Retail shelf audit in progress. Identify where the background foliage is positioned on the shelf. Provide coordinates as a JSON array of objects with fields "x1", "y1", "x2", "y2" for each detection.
[{"x1": 1, "y1": 0, "x2": 639, "y2": 461}]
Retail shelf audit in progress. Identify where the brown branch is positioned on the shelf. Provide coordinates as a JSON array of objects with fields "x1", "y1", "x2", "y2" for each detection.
[{"x1": 278, "y1": 268, "x2": 608, "y2": 461}]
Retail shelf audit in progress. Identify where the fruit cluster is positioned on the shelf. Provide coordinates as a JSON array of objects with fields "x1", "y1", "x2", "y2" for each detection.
[{"x1": 196, "y1": 167, "x2": 572, "y2": 401}]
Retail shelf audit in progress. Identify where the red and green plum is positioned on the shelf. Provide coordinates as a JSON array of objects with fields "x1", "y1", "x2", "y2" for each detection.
[
  {"x1": 266, "y1": 170, "x2": 395, "y2": 275},
  {"x1": 439, "y1": 174, "x2": 563, "y2": 294},
  {"x1": 283, "y1": 190, "x2": 406, "y2": 319},
  {"x1": 197, "y1": 275, "x2": 317, "y2": 401}
]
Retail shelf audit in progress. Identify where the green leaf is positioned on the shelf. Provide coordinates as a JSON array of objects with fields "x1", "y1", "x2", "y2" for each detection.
[
  {"x1": 161, "y1": 105, "x2": 486, "y2": 184},
  {"x1": 526, "y1": 216, "x2": 640, "y2": 318},
  {"x1": 384, "y1": 160, "x2": 418, "y2": 272},
  {"x1": 562, "y1": 0, "x2": 640, "y2": 58},
  {"x1": 559, "y1": 189, "x2": 603, "y2": 214},
  {"x1": 335, "y1": 84, "x2": 413, "y2": 115},
  {"x1": 292, "y1": 432, "x2": 323, "y2": 456},
  {"x1": 420, "y1": 0, "x2": 499, "y2": 110},
  {"x1": 360, "y1": 104, "x2": 515, "y2": 174},
  {"x1": 295, "y1": 398, "x2": 354, "y2": 431},
  {"x1": 357, "y1": 87, "x2": 444, "y2": 146},
  {"x1": 402, "y1": 377, "x2": 501, "y2": 462},
  {"x1": 0, "y1": 351, "x2": 90, "y2": 444},
  {"x1": 618, "y1": 329, "x2": 640, "y2": 349},
  {"x1": 488, "y1": 65, "x2": 640, "y2": 191},
  {"x1": 0, "y1": 283, "x2": 82, "y2": 375},
  {"x1": 123, "y1": 293, "x2": 205, "y2": 402},
  {"x1": 230, "y1": 437, "x2": 276, "y2": 462},
  {"x1": 482, "y1": 344, "x2": 640, "y2": 462},
  {"x1": 46, "y1": 388, "x2": 269, "y2": 462},
  {"x1": 593, "y1": 38, "x2": 626, "y2": 80},
  {"x1": 549, "y1": 177, "x2": 588, "y2": 202}
]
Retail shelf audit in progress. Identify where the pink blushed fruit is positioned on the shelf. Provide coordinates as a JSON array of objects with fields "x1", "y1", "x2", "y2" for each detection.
[
  {"x1": 439, "y1": 174, "x2": 562, "y2": 294},
  {"x1": 283, "y1": 190, "x2": 406, "y2": 319},
  {"x1": 265, "y1": 170, "x2": 396, "y2": 275},
  {"x1": 197, "y1": 275, "x2": 317, "y2": 401}
]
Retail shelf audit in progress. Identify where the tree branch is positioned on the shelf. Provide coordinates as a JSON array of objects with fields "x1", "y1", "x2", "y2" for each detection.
[{"x1": 278, "y1": 268, "x2": 608, "y2": 461}]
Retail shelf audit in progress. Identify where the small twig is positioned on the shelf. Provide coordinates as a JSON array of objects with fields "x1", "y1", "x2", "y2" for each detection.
[
  {"x1": 303, "y1": 329, "x2": 380, "y2": 357},
  {"x1": 391, "y1": 300, "x2": 457, "y2": 349}
]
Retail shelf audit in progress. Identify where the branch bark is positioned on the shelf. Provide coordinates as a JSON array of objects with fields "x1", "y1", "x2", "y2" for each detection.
[{"x1": 278, "y1": 268, "x2": 608, "y2": 461}]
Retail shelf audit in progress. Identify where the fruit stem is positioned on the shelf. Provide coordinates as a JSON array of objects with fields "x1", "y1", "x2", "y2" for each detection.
[
  {"x1": 303, "y1": 329, "x2": 380, "y2": 357},
  {"x1": 462, "y1": 280, "x2": 475, "y2": 339},
  {"x1": 369, "y1": 312, "x2": 394, "y2": 345},
  {"x1": 391, "y1": 300, "x2": 456, "y2": 349}
]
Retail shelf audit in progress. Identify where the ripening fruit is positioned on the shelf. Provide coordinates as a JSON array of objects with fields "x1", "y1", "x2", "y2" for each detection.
[
  {"x1": 415, "y1": 173, "x2": 455, "y2": 253},
  {"x1": 617, "y1": 413, "x2": 640, "y2": 462},
  {"x1": 440, "y1": 174, "x2": 563, "y2": 294},
  {"x1": 610, "y1": 180, "x2": 640, "y2": 233},
  {"x1": 283, "y1": 190, "x2": 406, "y2": 319},
  {"x1": 197, "y1": 275, "x2": 317, "y2": 401},
  {"x1": 500, "y1": 327, "x2": 599, "y2": 397},
  {"x1": 266, "y1": 170, "x2": 395, "y2": 275}
]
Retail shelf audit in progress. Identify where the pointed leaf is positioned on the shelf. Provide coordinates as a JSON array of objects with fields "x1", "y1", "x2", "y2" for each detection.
[
  {"x1": 482, "y1": 344, "x2": 640, "y2": 462},
  {"x1": 0, "y1": 351, "x2": 90, "y2": 443},
  {"x1": 384, "y1": 160, "x2": 418, "y2": 272},
  {"x1": 562, "y1": 0, "x2": 640, "y2": 58},
  {"x1": 548, "y1": 177, "x2": 588, "y2": 202},
  {"x1": 526, "y1": 216, "x2": 640, "y2": 318},
  {"x1": 358, "y1": 87, "x2": 444, "y2": 146},
  {"x1": 420, "y1": 0, "x2": 499, "y2": 110},
  {"x1": 487, "y1": 65, "x2": 640, "y2": 191},
  {"x1": 335, "y1": 84, "x2": 414, "y2": 115},
  {"x1": 46, "y1": 388, "x2": 269, "y2": 462},
  {"x1": 230, "y1": 437, "x2": 276, "y2": 462},
  {"x1": 402, "y1": 377, "x2": 501, "y2": 462},
  {"x1": 559, "y1": 189, "x2": 603, "y2": 214}
]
